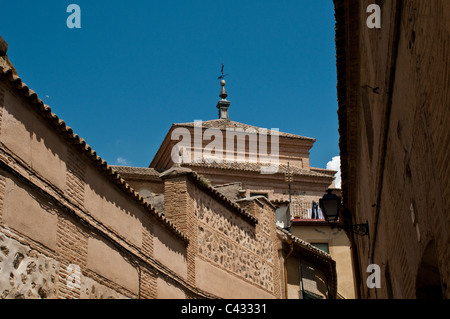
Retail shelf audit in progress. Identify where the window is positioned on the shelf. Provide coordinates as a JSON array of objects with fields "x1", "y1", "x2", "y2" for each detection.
[{"x1": 311, "y1": 243, "x2": 329, "y2": 254}]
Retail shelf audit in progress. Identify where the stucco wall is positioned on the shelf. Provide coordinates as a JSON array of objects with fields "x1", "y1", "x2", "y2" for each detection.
[
  {"x1": 1, "y1": 88, "x2": 67, "y2": 190},
  {"x1": 0, "y1": 79, "x2": 192, "y2": 299}
]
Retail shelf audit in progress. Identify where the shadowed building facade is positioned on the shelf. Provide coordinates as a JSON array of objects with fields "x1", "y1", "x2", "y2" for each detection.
[
  {"x1": 334, "y1": 0, "x2": 450, "y2": 299},
  {"x1": 135, "y1": 79, "x2": 356, "y2": 298}
]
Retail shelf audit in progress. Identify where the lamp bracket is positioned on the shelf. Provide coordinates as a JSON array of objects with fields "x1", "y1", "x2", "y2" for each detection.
[{"x1": 331, "y1": 221, "x2": 369, "y2": 236}]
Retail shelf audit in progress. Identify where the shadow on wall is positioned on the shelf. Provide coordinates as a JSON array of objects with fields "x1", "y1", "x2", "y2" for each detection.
[
  {"x1": 2, "y1": 83, "x2": 187, "y2": 261},
  {"x1": 416, "y1": 240, "x2": 444, "y2": 299}
]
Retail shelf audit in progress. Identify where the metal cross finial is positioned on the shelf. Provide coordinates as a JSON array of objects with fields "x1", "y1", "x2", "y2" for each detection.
[{"x1": 218, "y1": 64, "x2": 229, "y2": 80}]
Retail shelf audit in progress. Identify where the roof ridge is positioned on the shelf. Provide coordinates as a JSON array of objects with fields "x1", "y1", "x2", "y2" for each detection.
[
  {"x1": 172, "y1": 119, "x2": 316, "y2": 141},
  {"x1": 276, "y1": 227, "x2": 332, "y2": 259},
  {"x1": 182, "y1": 161, "x2": 334, "y2": 178},
  {"x1": 187, "y1": 171, "x2": 258, "y2": 224}
]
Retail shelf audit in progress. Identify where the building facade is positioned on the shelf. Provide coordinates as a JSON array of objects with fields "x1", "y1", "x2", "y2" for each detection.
[
  {"x1": 334, "y1": 0, "x2": 450, "y2": 298},
  {"x1": 145, "y1": 80, "x2": 355, "y2": 298},
  {"x1": 0, "y1": 36, "x2": 338, "y2": 299}
]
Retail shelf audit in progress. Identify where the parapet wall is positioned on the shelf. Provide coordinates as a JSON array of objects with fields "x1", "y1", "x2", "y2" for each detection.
[{"x1": 0, "y1": 72, "x2": 201, "y2": 299}]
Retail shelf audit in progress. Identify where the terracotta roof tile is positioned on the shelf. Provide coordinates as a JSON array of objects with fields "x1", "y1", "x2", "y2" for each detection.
[
  {"x1": 278, "y1": 227, "x2": 332, "y2": 259},
  {"x1": 112, "y1": 165, "x2": 161, "y2": 178},
  {"x1": 182, "y1": 161, "x2": 334, "y2": 179},
  {"x1": 277, "y1": 227, "x2": 337, "y2": 296},
  {"x1": 159, "y1": 167, "x2": 258, "y2": 224},
  {"x1": 0, "y1": 65, "x2": 188, "y2": 243},
  {"x1": 188, "y1": 170, "x2": 258, "y2": 224},
  {"x1": 173, "y1": 119, "x2": 316, "y2": 141}
]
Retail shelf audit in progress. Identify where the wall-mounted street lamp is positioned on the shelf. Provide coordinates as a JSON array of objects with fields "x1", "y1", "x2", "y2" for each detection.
[{"x1": 319, "y1": 189, "x2": 369, "y2": 236}]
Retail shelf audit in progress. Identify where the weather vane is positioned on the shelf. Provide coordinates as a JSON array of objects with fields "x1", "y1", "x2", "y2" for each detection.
[{"x1": 218, "y1": 64, "x2": 229, "y2": 80}]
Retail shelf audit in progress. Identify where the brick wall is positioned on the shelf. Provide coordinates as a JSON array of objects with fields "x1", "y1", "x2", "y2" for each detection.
[
  {"x1": 164, "y1": 177, "x2": 188, "y2": 233},
  {"x1": 65, "y1": 148, "x2": 86, "y2": 209},
  {"x1": 56, "y1": 214, "x2": 88, "y2": 299}
]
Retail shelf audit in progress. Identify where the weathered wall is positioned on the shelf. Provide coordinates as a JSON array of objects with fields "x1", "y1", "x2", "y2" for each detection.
[
  {"x1": 195, "y1": 194, "x2": 279, "y2": 298},
  {"x1": 162, "y1": 172, "x2": 282, "y2": 299},
  {"x1": 338, "y1": 0, "x2": 450, "y2": 298},
  {"x1": 152, "y1": 125, "x2": 314, "y2": 171},
  {"x1": 194, "y1": 192, "x2": 276, "y2": 297},
  {"x1": 0, "y1": 77, "x2": 199, "y2": 299},
  {"x1": 181, "y1": 167, "x2": 333, "y2": 202}
]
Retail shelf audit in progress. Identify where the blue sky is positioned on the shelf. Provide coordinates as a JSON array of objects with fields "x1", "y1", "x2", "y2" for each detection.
[{"x1": 0, "y1": 0, "x2": 339, "y2": 170}]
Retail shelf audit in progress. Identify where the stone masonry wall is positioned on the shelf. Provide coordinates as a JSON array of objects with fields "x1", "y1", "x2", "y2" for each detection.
[
  {"x1": 192, "y1": 186, "x2": 278, "y2": 295},
  {"x1": 0, "y1": 233, "x2": 59, "y2": 299}
]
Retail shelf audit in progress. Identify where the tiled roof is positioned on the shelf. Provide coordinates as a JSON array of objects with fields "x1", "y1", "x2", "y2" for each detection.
[
  {"x1": 235, "y1": 195, "x2": 278, "y2": 210},
  {"x1": 277, "y1": 227, "x2": 332, "y2": 259},
  {"x1": 189, "y1": 171, "x2": 258, "y2": 224},
  {"x1": 213, "y1": 182, "x2": 244, "y2": 202},
  {"x1": 159, "y1": 166, "x2": 258, "y2": 224},
  {"x1": 182, "y1": 161, "x2": 334, "y2": 179},
  {"x1": 173, "y1": 119, "x2": 316, "y2": 141},
  {"x1": 310, "y1": 167, "x2": 338, "y2": 176},
  {"x1": 0, "y1": 65, "x2": 188, "y2": 243}
]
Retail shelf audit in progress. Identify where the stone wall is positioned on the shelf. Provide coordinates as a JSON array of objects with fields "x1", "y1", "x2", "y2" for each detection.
[
  {"x1": 194, "y1": 195, "x2": 274, "y2": 292},
  {"x1": 162, "y1": 170, "x2": 282, "y2": 299},
  {"x1": 0, "y1": 233, "x2": 59, "y2": 299}
]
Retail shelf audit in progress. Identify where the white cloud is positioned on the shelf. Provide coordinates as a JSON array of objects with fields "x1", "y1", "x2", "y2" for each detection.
[
  {"x1": 116, "y1": 157, "x2": 129, "y2": 165},
  {"x1": 326, "y1": 156, "x2": 341, "y2": 189}
]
